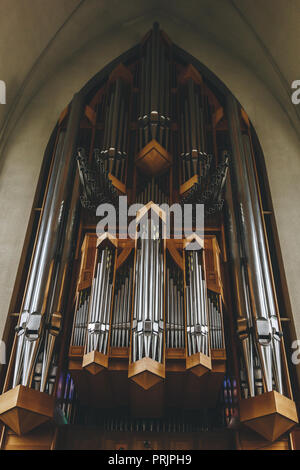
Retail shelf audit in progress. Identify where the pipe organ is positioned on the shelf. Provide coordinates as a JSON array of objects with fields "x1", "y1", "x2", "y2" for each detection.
[{"x1": 0, "y1": 23, "x2": 298, "y2": 450}]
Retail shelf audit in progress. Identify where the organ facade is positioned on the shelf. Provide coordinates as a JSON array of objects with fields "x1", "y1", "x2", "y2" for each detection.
[{"x1": 0, "y1": 24, "x2": 298, "y2": 450}]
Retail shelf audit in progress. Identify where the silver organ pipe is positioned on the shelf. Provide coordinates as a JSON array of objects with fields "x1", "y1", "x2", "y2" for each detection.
[
  {"x1": 132, "y1": 220, "x2": 164, "y2": 363},
  {"x1": 136, "y1": 175, "x2": 170, "y2": 205},
  {"x1": 97, "y1": 76, "x2": 130, "y2": 182},
  {"x1": 39, "y1": 160, "x2": 81, "y2": 394},
  {"x1": 225, "y1": 168, "x2": 256, "y2": 397},
  {"x1": 185, "y1": 250, "x2": 209, "y2": 357},
  {"x1": 179, "y1": 76, "x2": 211, "y2": 184},
  {"x1": 11, "y1": 93, "x2": 83, "y2": 392},
  {"x1": 71, "y1": 290, "x2": 90, "y2": 347},
  {"x1": 85, "y1": 245, "x2": 115, "y2": 355},
  {"x1": 227, "y1": 95, "x2": 284, "y2": 395},
  {"x1": 166, "y1": 263, "x2": 185, "y2": 349},
  {"x1": 111, "y1": 265, "x2": 133, "y2": 348},
  {"x1": 207, "y1": 291, "x2": 224, "y2": 350},
  {"x1": 138, "y1": 22, "x2": 171, "y2": 151}
]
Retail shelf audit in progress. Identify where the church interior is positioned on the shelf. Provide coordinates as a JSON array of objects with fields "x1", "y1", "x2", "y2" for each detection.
[{"x1": 0, "y1": 1, "x2": 299, "y2": 451}]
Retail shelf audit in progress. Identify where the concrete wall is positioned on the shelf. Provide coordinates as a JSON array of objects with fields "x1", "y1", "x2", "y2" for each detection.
[{"x1": 0, "y1": 15, "x2": 299, "y2": 360}]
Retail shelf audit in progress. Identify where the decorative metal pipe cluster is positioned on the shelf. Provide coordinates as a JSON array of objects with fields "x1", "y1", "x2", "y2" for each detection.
[
  {"x1": 138, "y1": 22, "x2": 171, "y2": 151},
  {"x1": 226, "y1": 95, "x2": 284, "y2": 397},
  {"x1": 131, "y1": 219, "x2": 164, "y2": 363},
  {"x1": 86, "y1": 246, "x2": 115, "y2": 355},
  {"x1": 166, "y1": 264, "x2": 185, "y2": 349},
  {"x1": 111, "y1": 265, "x2": 133, "y2": 348},
  {"x1": 185, "y1": 250, "x2": 209, "y2": 357},
  {"x1": 11, "y1": 93, "x2": 83, "y2": 394}
]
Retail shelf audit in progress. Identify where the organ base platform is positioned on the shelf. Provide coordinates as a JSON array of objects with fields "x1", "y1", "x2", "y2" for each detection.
[
  {"x1": 239, "y1": 391, "x2": 298, "y2": 441},
  {"x1": 82, "y1": 350, "x2": 109, "y2": 375},
  {"x1": 66, "y1": 347, "x2": 226, "y2": 415},
  {"x1": 1, "y1": 422, "x2": 298, "y2": 450},
  {"x1": 128, "y1": 357, "x2": 165, "y2": 390},
  {"x1": 0, "y1": 385, "x2": 55, "y2": 436}
]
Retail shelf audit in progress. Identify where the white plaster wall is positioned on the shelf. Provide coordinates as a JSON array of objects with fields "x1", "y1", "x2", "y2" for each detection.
[{"x1": 0, "y1": 15, "x2": 299, "y2": 360}]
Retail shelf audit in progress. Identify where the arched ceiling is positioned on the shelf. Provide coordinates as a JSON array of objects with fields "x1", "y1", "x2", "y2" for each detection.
[{"x1": 0, "y1": 0, "x2": 299, "y2": 155}]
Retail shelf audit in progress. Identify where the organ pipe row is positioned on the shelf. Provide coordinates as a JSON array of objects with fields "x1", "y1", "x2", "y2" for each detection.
[
  {"x1": 131, "y1": 220, "x2": 165, "y2": 364},
  {"x1": 9, "y1": 94, "x2": 83, "y2": 395},
  {"x1": 97, "y1": 76, "x2": 131, "y2": 182},
  {"x1": 72, "y1": 290, "x2": 90, "y2": 347},
  {"x1": 138, "y1": 22, "x2": 171, "y2": 151},
  {"x1": 208, "y1": 291, "x2": 224, "y2": 350},
  {"x1": 136, "y1": 176, "x2": 169, "y2": 205},
  {"x1": 179, "y1": 76, "x2": 210, "y2": 185},
  {"x1": 226, "y1": 95, "x2": 285, "y2": 397},
  {"x1": 165, "y1": 263, "x2": 184, "y2": 349},
  {"x1": 185, "y1": 250, "x2": 209, "y2": 357},
  {"x1": 111, "y1": 265, "x2": 132, "y2": 348},
  {"x1": 86, "y1": 245, "x2": 115, "y2": 355},
  {"x1": 69, "y1": 231, "x2": 225, "y2": 370}
]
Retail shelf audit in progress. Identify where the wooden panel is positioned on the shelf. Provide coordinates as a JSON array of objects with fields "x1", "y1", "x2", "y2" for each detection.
[
  {"x1": 108, "y1": 173, "x2": 126, "y2": 194},
  {"x1": 240, "y1": 391, "x2": 298, "y2": 442},
  {"x1": 55, "y1": 427, "x2": 235, "y2": 450},
  {"x1": 204, "y1": 236, "x2": 223, "y2": 295},
  {"x1": 179, "y1": 174, "x2": 199, "y2": 196},
  {"x1": 290, "y1": 427, "x2": 300, "y2": 450},
  {"x1": 77, "y1": 233, "x2": 97, "y2": 291},
  {"x1": 2, "y1": 423, "x2": 56, "y2": 450},
  {"x1": 237, "y1": 428, "x2": 290, "y2": 450},
  {"x1": 135, "y1": 139, "x2": 172, "y2": 176}
]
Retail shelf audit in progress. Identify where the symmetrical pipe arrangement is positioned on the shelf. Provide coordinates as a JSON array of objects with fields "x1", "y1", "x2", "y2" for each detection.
[
  {"x1": 226, "y1": 95, "x2": 284, "y2": 396},
  {"x1": 138, "y1": 22, "x2": 171, "y2": 151},
  {"x1": 185, "y1": 250, "x2": 209, "y2": 357},
  {"x1": 2, "y1": 25, "x2": 292, "y2": 442},
  {"x1": 111, "y1": 265, "x2": 133, "y2": 348},
  {"x1": 86, "y1": 246, "x2": 115, "y2": 355},
  {"x1": 131, "y1": 220, "x2": 164, "y2": 363}
]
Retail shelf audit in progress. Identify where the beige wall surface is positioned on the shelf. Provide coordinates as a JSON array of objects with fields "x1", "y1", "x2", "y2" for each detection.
[{"x1": 0, "y1": 8, "x2": 299, "y2": 371}]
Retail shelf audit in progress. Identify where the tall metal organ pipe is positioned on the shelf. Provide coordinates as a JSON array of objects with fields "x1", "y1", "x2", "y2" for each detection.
[
  {"x1": 86, "y1": 245, "x2": 115, "y2": 355},
  {"x1": 38, "y1": 168, "x2": 81, "y2": 393},
  {"x1": 131, "y1": 220, "x2": 164, "y2": 363},
  {"x1": 178, "y1": 77, "x2": 211, "y2": 184},
  {"x1": 97, "y1": 77, "x2": 130, "y2": 182},
  {"x1": 111, "y1": 265, "x2": 133, "y2": 348},
  {"x1": 185, "y1": 250, "x2": 209, "y2": 357},
  {"x1": 165, "y1": 263, "x2": 184, "y2": 349},
  {"x1": 11, "y1": 93, "x2": 84, "y2": 391},
  {"x1": 226, "y1": 95, "x2": 283, "y2": 395},
  {"x1": 138, "y1": 22, "x2": 171, "y2": 151},
  {"x1": 225, "y1": 170, "x2": 255, "y2": 397}
]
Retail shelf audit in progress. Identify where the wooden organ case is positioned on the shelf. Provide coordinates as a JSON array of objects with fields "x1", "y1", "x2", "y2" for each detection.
[{"x1": 0, "y1": 23, "x2": 298, "y2": 451}]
